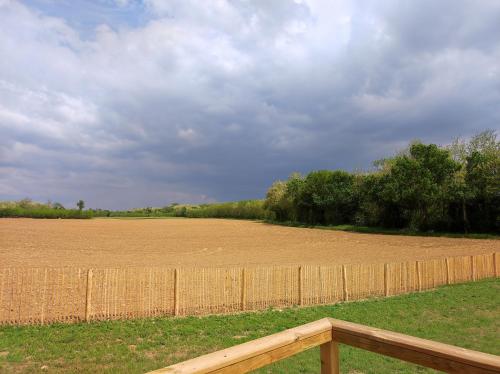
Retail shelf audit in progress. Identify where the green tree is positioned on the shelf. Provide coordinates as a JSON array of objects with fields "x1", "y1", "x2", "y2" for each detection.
[
  {"x1": 284, "y1": 172, "x2": 306, "y2": 222},
  {"x1": 378, "y1": 143, "x2": 460, "y2": 230},
  {"x1": 354, "y1": 173, "x2": 388, "y2": 226},
  {"x1": 18, "y1": 198, "x2": 34, "y2": 209},
  {"x1": 449, "y1": 130, "x2": 500, "y2": 232},
  {"x1": 77, "y1": 200, "x2": 85, "y2": 211},
  {"x1": 299, "y1": 170, "x2": 357, "y2": 225},
  {"x1": 52, "y1": 202, "x2": 65, "y2": 210},
  {"x1": 264, "y1": 180, "x2": 290, "y2": 221}
]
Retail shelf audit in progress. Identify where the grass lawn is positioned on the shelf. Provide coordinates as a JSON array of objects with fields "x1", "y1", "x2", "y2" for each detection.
[{"x1": 0, "y1": 279, "x2": 498, "y2": 373}]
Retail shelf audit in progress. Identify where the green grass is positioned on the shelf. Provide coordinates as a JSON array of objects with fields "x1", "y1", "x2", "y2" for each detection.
[
  {"x1": 265, "y1": 221, "x2": 500, "y2": 240},
  {"x1": 0, "y1": 279, "x2": 498, "y2": 373}
]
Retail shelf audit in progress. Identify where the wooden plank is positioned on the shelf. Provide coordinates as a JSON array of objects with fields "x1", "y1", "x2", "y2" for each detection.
[
  {"x1": 147, "y1": 318, "x2": 333, "y2": 374},
  {"x1": 212, "y1": 331, "x2": 331, "y2": 374},
  {"x1": 329, "y1": 318, "x2": 500, "y2": 374},
  {"x1": 320, "y1": 341, "x2": 340, "y2": 374}
]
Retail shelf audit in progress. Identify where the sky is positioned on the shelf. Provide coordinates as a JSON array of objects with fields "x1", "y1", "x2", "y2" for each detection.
[{"x1": 1, "y1": 0, "x2": 499, "y2": 209}]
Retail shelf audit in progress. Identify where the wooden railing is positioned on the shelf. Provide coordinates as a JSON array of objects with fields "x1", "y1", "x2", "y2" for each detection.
[{"x1": 147, "y1": 318, "x2": 500, "y2": 374}]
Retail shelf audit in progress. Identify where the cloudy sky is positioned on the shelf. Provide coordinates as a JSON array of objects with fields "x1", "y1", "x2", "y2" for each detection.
[{"x1": 1, "y1": 0, "x2": 499, "y2": 209}]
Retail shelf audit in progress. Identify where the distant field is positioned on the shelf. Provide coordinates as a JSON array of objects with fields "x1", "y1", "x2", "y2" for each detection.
[{"x1": 0, "y1": 218, "x2": 498, "y2": 268}]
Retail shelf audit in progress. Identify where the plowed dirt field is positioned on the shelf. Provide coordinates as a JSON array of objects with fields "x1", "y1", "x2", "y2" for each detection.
[{"x1": 0, "y1": 218, "x2": 497, "y2": 268}]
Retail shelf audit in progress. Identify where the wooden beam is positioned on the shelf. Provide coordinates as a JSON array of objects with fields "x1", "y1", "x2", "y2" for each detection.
[
  {"x1": 147, "y1": 318, "x2": 333, "y2": 374},
  {"x1": 212, "y1": 331, "x2": 331, "y2": 373},
  {"x1": 320, "y1": 341, "x2": 340, "y2": 374},
  {"x1": 329, "y1": 318, "x2": 500, "y2": 374}
]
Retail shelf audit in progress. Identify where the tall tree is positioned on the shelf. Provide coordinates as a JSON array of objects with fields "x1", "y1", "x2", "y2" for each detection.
[
  {"x1": 77, "y1": 200, "x2": 85, "y2": 211},
  {"x1": 378, "y1": 143, "x2": 460, "y2": 230}
]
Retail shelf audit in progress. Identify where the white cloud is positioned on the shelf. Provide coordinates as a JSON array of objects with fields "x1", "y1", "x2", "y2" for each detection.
[
  {"x1": 0, "y1": 0, "x2": 499, "y2": 208},
  {"x1": 177, "y1": 128, "x2": 198, "y2": 142}
]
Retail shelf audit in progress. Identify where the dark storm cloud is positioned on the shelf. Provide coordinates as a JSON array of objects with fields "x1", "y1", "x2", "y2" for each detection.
[{"x1": 0, "y1": 0, "x2": 499, "y2": 209}]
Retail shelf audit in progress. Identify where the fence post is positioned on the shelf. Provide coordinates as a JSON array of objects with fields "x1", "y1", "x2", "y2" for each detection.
[
  {"x1": 240, "y1": 268, "x2": 246, "y2": 311},
  {"x1": 320, "y1": 341, "x2": 340, "y2": 374},
  {"x1": 494, "y1": 253, "x2": 498, "y2": 278},
  {"x1": 384, "y1": 263, "x2": 389, "y2": 297},
  {"x1": 40, "y1": 268, "x2": 48, "y2": 324},
  {"x1": 298, "y1": 266, "x2": 303, "y2": 306},
  {"x1": 85, "y1": 269, "x2": 93, "y2": 322},
  {"x1": 445, "y1": 258, "x2": 451, "y2": 285},
  {"x1": 416, "y1": 262, "x2": 422, "y2": 292},
  {"x1": 342, "y1": 265, "x2": 349, "y2": 302},
  {"x1": 470, "y1": 255, "x2": 476, "y2": 281},
  {"x1": 174, "y1": 268, "x2": 180, "y2": 316}
]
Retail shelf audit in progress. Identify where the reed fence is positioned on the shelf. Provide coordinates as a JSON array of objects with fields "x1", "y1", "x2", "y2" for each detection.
[{"x1": 0, "y1": 252, "x2": 498, "y2": 325}]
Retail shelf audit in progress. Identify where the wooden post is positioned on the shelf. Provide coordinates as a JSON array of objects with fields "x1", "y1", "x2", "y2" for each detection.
[
  {"x1": 320, "y1": 341, "x2": 340, "y2": 374},
  {"x1": 494, "y1": 253, "x2": 498, "y2": 278},
  {"x1": 298, "y1": 266, "x2": 303, "y2": 306},
  {"x1": 85, "y1": 269, "x2": 93, "y2": 322},
  {"x1": 416, "y1": 262, "x2": 422, "y2": 292},
  {"x1": 445, "y1": 258, "x2": 451, "y2": 285},
  {"x1": 470, "y1": 255, "x2": 476, "y2": 281},
  {"x1": 40, "y1": 268, "x2": 48, "y2": 324},
  {"x1": 240, "y1": 268, "x2": 246, "y2": 311},
  {"x1": 342, "y1": 265, "x2": 348, "y2": 302},
  {"x1": 384, "y1": 263, "x2": 389, "y2": 297},
  {"x1": 174, "y1": 268, "x2": 180, "y2": 316}
]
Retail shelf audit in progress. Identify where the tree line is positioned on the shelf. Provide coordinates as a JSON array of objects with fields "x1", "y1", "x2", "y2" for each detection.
[
  {"x1": 2, "y1": 131, "x2": 498, "y2": 233},
  {"x1": 264, "y1": 131, "x2": 499, "y2": 233},
  {"x1": 0, "y1": 199, "x2": 92, "y2": 219},
  {"x1": 89, "y1": 201, "x2": 270, "y2": 219}
]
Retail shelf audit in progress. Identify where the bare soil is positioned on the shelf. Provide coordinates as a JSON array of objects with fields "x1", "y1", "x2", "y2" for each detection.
[{"x1": 0, "y1": 218, "x2": 498, "y2": 268}]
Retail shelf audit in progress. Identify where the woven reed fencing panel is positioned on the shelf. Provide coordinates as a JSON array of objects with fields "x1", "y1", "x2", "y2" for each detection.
[
  {"x1": 179, "y1": 267, "x2": 242, "y2": 315},
  {"x1": 88, "y1": 268, "x2": 176, "y2": 321},
  {"x1": 0, "y1": 253, "x2": 498, "y2": 325},
  {"x1": 0, "y1": 268, "x2": 87, "y2": 324},
  {"x1": 301, "y1": 265, "x2": 343, "y2": 306}
]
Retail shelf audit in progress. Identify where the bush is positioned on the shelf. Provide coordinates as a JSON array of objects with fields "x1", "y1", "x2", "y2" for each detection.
[
  {"x1": 184, "y1": 200, "x2": 272, "y2": 220},
  {"x1": 0, "y1": 207, "x2": 92, "y2": 219}
]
